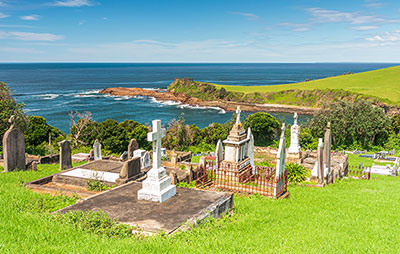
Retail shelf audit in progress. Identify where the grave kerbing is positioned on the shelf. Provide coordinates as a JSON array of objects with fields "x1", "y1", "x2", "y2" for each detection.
[{"x1": 138, "y1": 120, "x2": 176, "y2": 202}]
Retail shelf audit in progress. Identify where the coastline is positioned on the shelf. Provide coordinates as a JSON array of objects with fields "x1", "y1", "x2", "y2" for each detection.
[{"x1": 99, "y1": 87, "x2": 318, "y2": 115}]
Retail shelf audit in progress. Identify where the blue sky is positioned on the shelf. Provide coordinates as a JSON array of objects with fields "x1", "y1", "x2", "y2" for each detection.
[{"x1": 0, "y1": 0, "x2": 399, "y2": 62}]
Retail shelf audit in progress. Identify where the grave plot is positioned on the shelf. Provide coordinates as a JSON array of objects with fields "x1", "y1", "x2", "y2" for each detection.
[{"x1": 25, "y1": 159, "x2": 147, "y2": 198}]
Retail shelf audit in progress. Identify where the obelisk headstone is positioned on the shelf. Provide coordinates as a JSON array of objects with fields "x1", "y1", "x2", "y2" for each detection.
[
  {"x1": 215, "y1": 139, "x2": 224, "y2": 165},
  {"x1": 317, "y1": 138, "x2": 324, "y2": 184},
  {"x1": 323, "y1": 122, "x2": 332, "y2": 175},
  {"x1": 274, "y1": 123, "x2": 287, "y2": 197},
  {"x1": 2, "y1": 116, "x2": 26, "y2": 172},
  {"x1": 128, "y1": 138, "x2": 139, "y2": 160},
  {"x1": 247, "y1": 127, "x2": 254, "y2": 168},
  {"x1": 138, "y1": 120, "x2": 176, "y2": 202},
  {"x1": 93, "y1": 139, "x2": 102, "y2": 160},
  {"x1": 58, "y1": 140, "x2": 72, "y2": 170}
]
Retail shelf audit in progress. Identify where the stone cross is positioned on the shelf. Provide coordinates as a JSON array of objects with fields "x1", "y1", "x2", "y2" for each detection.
[
  {"x1": 2, "y1": 122, "x2": 25, "y2": 172},
  {"x1": 235, "y1": 106, "x2": 241, "y2": 124},
  {"x1": 148, "y1": 119, "x2": 165, "y2": 170},
  {"x1": 58, "y1": 140, "x2": 72, "y2": 170},
  {"x1": 93, "y1": 139, "x2": 102, "y2": 160}
]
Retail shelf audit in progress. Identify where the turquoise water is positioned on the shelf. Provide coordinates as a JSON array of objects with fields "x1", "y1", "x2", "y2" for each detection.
[{"x1": 0, "y1": 63, "x2": 396, "y2": 133}]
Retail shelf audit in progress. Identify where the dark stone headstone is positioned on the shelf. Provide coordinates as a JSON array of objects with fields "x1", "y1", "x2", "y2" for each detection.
[
  {"x1": 116, "y1": 157, "x2": 141, "y2": 185},
  {"x1": 128, "y1": 139, "x2": 139, "y2": 160},
  {"x1": 58, "y1": 140, "x2": 72, "y2": 170},
  {"x1": 2, "y1": 125, "x2": 25, "y2": 172},
  {"x1": 89, "y1": 149, "x2": 94, "y2": 161}
]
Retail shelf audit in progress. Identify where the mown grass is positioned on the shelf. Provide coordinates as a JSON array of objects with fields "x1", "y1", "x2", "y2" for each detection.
[
  {"x1": 215, "y1": 65, "x2": 400, "y2": 102},
  {"x1": 1, "y1": 163, "x2": 400, "y2": 253}
]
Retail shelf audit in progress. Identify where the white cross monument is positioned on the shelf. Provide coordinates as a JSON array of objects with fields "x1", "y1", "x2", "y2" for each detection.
[{"x1": 138, "y1": 119, "x2": 176, "y2": 202}]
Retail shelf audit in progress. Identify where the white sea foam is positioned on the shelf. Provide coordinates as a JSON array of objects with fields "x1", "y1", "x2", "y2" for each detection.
[
  {"x1": 112, "y1": 95, "x2": 131, "y2": 101},
  {"x1": 35, "y1": 94, "x2": 60, "y2": 100},
  {"x1": 25, "y1": 108, "x2": 40, "y2": 113}
]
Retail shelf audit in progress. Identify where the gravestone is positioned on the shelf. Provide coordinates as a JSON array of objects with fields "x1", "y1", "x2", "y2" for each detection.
[
  {"x1": 116, "y1": 157, "x2": 141, "y2": 185},
  {"x1": 120, "y1": 151, "x2": 128, "y2": 161},
  {"x1": 58, "y1": 140, "x2": 72, "y2": 170},
  {"x1": 288, "y1": 112, "x2": 301, "y2": 154},
  {"x1": 323, "y1": 122, "x2": 332, "y2": 176},
  {"x1": 247, "y1": 128, "x2": 254, "y2": 168},
  {"x1": 317, "y1": 138, "x2": 324, "y2": 184},
  {"x1": 128, "y1": 139, "x2": 139, "y2": 160},
  {"x1": 93, "y1": 139, "x2": 102, "y2": 160},
  {"x1": 89, "y1": 149, "x2": 94, "y2": 161},
  {"x1": 274, "y1": 123, "x2": 287, "y2": 197},
  {"x1": 133, "y1": 149, "x2": 151, "y2": 169},
  {"x1": 215, "y1": 139, "x2": 224, "y2": 165},
  {"x1": 138, "y1": 120, "x2": 176, "y2": 202},
  {"x1": 161, "y1": 148, "x2": 167, "y2": 158},
  {"x1": 2, "y1": 120, "x2": 26, "y2": 172}
]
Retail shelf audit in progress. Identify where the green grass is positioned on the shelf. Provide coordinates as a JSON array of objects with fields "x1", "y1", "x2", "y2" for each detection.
[
  {"x1": 348, "y1": 153, "x2": 395, "y2": 168},
  {"x1": 215, "y1": 66, "x2": 400, "y2": 102},
  {"x1": 1, "y1": 163, "x2": 400, "y2": 253}
]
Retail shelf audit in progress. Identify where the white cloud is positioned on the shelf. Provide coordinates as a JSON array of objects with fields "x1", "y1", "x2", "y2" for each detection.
[
  {"x1": 363, "y1": 0, "x2": 384, "y2": 8},
  {"x1": 50, "y1": 0, "x2": 94, "y2": 7},
  {"x1": 20, "y1": 15, "x2": 41, "y2": 21},
  {"x1": 230, "y1": 12, "x2": 259, "y2": 20},
  {"x1": 0, "y1": 31, "x2": 64, "y2": 41},
  {"x1": 365, "y1": 30, "x2": 400, "y2": 44},
  {"x1": 351, "y1": 25, "x2": 378, "y2": 30},
  {"x1": 306, "y1": 7, "x2": 386, "y2": 24},
  {"x1": 280, "y1": 22, "x2": 311, "y2": 32},
  {"x1": 0, "y1": 47, "x2": 42, "y2": 54},
  {"x1": 0, "y1": 12, "x2": 9, "y2": 19}
]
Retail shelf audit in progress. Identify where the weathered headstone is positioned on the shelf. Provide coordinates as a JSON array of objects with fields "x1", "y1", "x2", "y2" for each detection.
[
  {"x1": 128, "y1": 138, "x2": 139, "y2": 160},
  {"x1": 116, "y1": 157, "x2": 141, "y2": 185},
  {"x1": 171, "y1": 151, "x2": 178, "y2": 166},
  {"x1": 133, "y1": 149, "x2": 151, "y2": 169},
  {"x1": 161, "y1": 148, "x2": 167, "y2": 158},
  {"x1": 138, "y1": 120, "x2": 176, "y2": 202},
  {"x1": 288, "y1": 112, "x2": 301, "y2": 154},
  {"x1": 58, "y1": 140, "x2": 72, "y2": 170},
  {"x1": 317, "y1": 138, "x2": 324, "y2": 184},
  {"x1": 274, "y1": 123, "x2": 287, "y2": 197},
  {"x1": 170, "y1": 172, "x2": 178, "y2": 185},
  {"x1": 247, "y1": 128, "x2": 254, "y2": 168},
  {"x1": 2, "y1": 121, "x2": 26, "y2": 172},
  {"x1": 215, "y1": 139, "x2": 224, "y2": 165},
  {"x1": 93, "y1": 139, "x2": 102, "y2": 161},
  {"x1": 323, "y1": 122, "x2": 332, "y2": 175},
  {"x1": 89, "y1": 149, "x2": 94, "y2": 161}
]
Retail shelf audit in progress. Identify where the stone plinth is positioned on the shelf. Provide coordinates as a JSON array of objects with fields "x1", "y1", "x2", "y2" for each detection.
[{"x1": 137, "y1": 167, "x2": 176, "y2": 202}]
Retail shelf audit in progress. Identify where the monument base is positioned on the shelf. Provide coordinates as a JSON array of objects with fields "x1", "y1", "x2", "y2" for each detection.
[{"x1": 138, "y1": 167, "x2": 176, "y2": 203}]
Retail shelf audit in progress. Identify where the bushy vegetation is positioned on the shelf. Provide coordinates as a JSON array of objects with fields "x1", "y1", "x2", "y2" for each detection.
[
  {"x1": 286, "y1": 163, "x2": 307, "y2": 183},
  {"x1": 309, "y1": 100, "x2": 390, "y2": 150},
  {"x1": 243, "y1": 112, "x2": 281, "y2": 146}
]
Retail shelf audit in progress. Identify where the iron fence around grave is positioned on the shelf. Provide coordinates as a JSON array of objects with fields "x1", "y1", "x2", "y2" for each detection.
[
  {"x1": 196, "y1": 161, "x2": 288, "y2": 198},
  {"x1": 348, "y1": 165, "x2": 370, "y2": 180}
]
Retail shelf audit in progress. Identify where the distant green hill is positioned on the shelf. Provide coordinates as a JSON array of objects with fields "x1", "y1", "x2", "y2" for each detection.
[
  {"x1": 168, "y1": 66, "x2": 400, "y2": 110},
  {"x1": 214, "y1": 65, "x2": 400, "y2": 103}
]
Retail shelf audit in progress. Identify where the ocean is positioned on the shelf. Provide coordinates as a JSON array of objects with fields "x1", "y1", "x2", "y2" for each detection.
[{"x1": 0, "y1": 63, "x2": 396, "y2": 133}]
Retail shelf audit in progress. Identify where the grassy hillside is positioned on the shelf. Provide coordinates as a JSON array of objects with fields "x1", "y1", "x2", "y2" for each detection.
[
  {"x1": 215, "y1": 65, "x2": 400, "y2": 102},
  {"x1": 1, "y1": 164, "x2": 400, "y2": 253}
]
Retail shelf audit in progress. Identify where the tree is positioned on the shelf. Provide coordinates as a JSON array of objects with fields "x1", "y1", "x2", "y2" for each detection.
[
  {"x1": 70, "y1": 111, "x2": 93, "y2": 147},
  {"x1": 390, "y1": 114, "x2": 400, "y2": 134},
  {"x1": 163, "y1": 114, "x2": 198, "y2": 151},
  {"x1": 243, "y1": 112, "x2": 281, "y2": 146},
  {"x1": 0, "y1": 82, "x2": 25, "y2": 151},
  {"x1": 309, "y1": 100, "x2": 390, "y2": 149}
]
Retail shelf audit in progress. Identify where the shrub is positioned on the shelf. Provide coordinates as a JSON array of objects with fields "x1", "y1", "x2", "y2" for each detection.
[
  {"x1": 286, "y1": 163, "x2": 307, "y2": 183},
  {"x1": 54, "y1": 210, "x2": 138, "y2": 239},
  {"x1": 243, "y1": 112, "x2": 281, "y2": 146},
  {"x1": 87, "y1": 179, "x2": 109, "y2": 191}
]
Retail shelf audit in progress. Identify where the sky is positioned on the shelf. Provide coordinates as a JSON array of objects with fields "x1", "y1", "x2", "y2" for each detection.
[{"x1": 0, "y1": 0, "x2": 399, "y2": 62}]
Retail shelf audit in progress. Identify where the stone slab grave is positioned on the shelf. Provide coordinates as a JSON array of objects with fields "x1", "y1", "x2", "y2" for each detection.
[
  {"x1": 25, "y1": 159, "x2": 147, "y2": 198},
  {"x1": 57, "y1": 181, "x2": 233, "y2": 234}
]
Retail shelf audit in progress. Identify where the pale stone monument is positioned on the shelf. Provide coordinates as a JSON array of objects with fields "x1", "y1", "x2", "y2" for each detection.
[
  {"x1": 93, "y1": 139, "x2": 102, "y2": 161},
  {"x1": 58, "y1": 140, "x2": 72, "y2": 170},
  {"x1": 128, "y1": 138, "x2": 139, "y2": 160},
  {"x1": 323, "y1": 122, "x2": 332, "y2": 178},
  {"x1": 2, "y1": 116, "x2": 26, "y2": 172},
  {"x1": 138, "y1": 120, "x2": 176, "y2": 202},
  {"x1": 274, "y1": 123, "x2": 287, "y2": 197},
  {"x1": 215, "y1": 139, "x2": 223, "y2": 165},
  {"x1": 133, "y1": 149, "x2": 151, "y2": 169},
  {"x1": 288, "y1": 112, "x2": 301, "y2": 154},
  {"x1": 247, "y1": 127, "x2": 254, "y2": 168},
  {"x1": 161, "y1": 148, "x2": 167, "y2": 158},
  {"x1": 317, "y1": 138, "x2": 324, "y2": 184}
]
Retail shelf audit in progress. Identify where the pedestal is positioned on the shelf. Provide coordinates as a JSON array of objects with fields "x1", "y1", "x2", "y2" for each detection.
[{"x1": 138, "y1": 167, "x2": 176, "y2": 202}]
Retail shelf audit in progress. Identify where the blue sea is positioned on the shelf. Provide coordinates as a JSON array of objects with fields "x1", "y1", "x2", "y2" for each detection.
[{"x1": 0, "y1": 63, "x2": 397, "y2": 133}]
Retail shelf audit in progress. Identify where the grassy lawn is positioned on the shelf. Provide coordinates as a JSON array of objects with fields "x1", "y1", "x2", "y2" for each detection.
[
  {"x1": 1, "y1": 163, "x2": 400, "y2": 253},
  {"x1": 215, "y1": 65, "x2": 400, "y2": 102}
]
